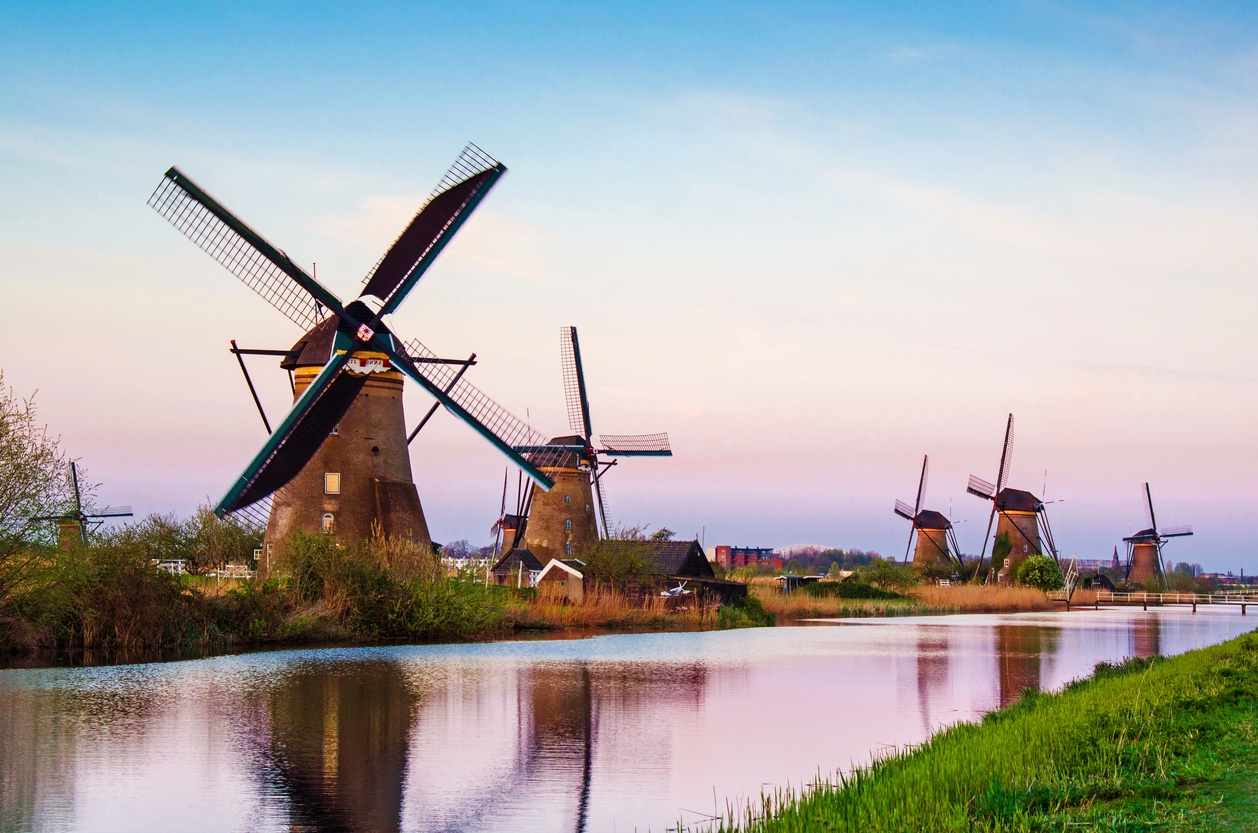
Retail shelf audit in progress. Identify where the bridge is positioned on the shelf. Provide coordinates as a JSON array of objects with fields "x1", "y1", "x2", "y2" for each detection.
[{"x1": 1051, "y1": 589, "x2": 1257, "y2": 614}]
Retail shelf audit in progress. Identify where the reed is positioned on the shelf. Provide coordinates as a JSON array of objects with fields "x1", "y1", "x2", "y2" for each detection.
[
  {"x1": 507, "y1": 586, "x2": 718, "y2": 631},
  {"x1": 714, "y1": 632, "x2": 1258, "y2": 832},
  {"x1": 908, "y1": 584, "x2": 1052, "y2": 613}
]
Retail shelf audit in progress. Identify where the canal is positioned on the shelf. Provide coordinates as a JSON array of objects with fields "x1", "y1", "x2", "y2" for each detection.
[{"x1": 1, "y1": 607, "x2": 1253, "y2": 832}]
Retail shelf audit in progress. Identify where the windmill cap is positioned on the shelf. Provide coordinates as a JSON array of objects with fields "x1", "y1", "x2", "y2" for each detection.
[
  {"x1": 915, "y1": 509, "x2": 950, "y2": 530},
  {"x1": 996, "y1": 488, "x2": 1041, "y2": 513},
  {"x1": 281, "y1": 308, "x2": 396, "y2": 369},
  {"x1": 1124, "y1": 528, "x2": 1158, "y2": 543}
]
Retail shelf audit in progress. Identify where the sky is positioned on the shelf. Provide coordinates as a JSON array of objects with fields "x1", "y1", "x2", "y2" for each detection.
[{"x1": 3, "y1": 1, "x2": 1258, "y2": 570}]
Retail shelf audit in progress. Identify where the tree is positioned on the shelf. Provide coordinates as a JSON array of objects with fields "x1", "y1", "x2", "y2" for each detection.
[
  {"x1": 440, "y1": 539, "x2": 475, "y2": 560},
  {"x1": 0, "y1": 373, "x2": 76, "y2": 605},
  {"x1": 1015, "y1": 555, "x2": 1064, "y2": 591},
  {"x1": 991, "y1": 531, "x2": 1013, "y2": 568},
  {"x1": 858, "y1": 558, "x2": 917, "y2": 592},
  {"x1": 649, "y1": 527, "x2": 675, "y2": 542},
  {"x1": 826, "y1": 561, "x2": 846, "y2": 579}
]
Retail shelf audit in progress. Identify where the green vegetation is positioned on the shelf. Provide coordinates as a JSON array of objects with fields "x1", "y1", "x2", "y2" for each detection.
[
  {"x1": 991, "y1": 530, "x2": 1013, "y2": 569},
  {"x1": 802, "y1": 581, "x2": 904, "y2": 601},
  {"x1": 1015, "y1": 554, "x2": 1065, "y2": 591},
  {"x1": 717, "y1": 592, "x2": 775, "y2": 629},
  {"x1": 0, "y1": 524, "x2": 518, "y2": 659},
  {"x1": 855, "y1": 559, "x2": 917, "y2": 592},
  {"x1": 717, "y1": 631, "x2": 1258, "y2": 832}
]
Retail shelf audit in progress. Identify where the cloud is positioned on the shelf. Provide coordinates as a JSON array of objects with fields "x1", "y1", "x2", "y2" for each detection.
[{"x1": 886, "y1": 43, "x2": 965, "y2": 63}]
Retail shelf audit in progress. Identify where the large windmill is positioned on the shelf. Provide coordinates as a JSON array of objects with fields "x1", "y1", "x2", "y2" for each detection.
[
  {"x1": 966, "y1": 414, "x2": 1059, "y2": 582},
  {"x1": 33, "y1": 462, "x2": 132, "y2": 548},
  {"x1": 894, "y1": 455, "x2": 961, "y2": 572},
  {"x1": 149, "y1": 145, "x2": 567, "y2": 571},
  {"x1": 503, "y1": 326, "x2": 671, "y2": 564},
  {"x1": 1124, "y1": 483, "x2": 1192, "y2": 587}
]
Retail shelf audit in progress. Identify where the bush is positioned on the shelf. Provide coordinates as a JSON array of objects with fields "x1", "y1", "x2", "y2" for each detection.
[
  {"x1": 717, "y1": 592, "x2": 775, "y2": 629},
  {"x1": 1016, "y1": 555, "x2": 1064, "y2": 590},
  {"x1": 803, "y1": 581, "x2": 904, "y2": 600},
  {"x1": 857, "y1": 559, "x2": 918, "y2": 592}
]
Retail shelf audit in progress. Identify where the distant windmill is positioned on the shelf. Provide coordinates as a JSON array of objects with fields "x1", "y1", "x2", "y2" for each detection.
[
  {"x1": 33, "y1": 462, "x2": 132, "y2": 547},
  {"x1": 894, "y1": 455, "x2": 961, "y2": 571},
  {"x1": 1123, "y1": 483, "x2": 1192, "y2": 587},
  {"x1": 966, "y1": 414, "x2": 1059, "y2": 582},
  {"x1": 149, "y1": 145, "x2": 567, "y2": 570},
  {"x1": 505, "y1": 326, "x2": 671, "y2": 564}
]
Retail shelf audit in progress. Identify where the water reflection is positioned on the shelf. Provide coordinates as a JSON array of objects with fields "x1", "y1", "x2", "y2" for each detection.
[
  {"x1": 0, "y1": 609, "x2": 1251, "y2": 833},
  {"x1": 248, "y1": 660, "x2": 417, "y2": 833}
]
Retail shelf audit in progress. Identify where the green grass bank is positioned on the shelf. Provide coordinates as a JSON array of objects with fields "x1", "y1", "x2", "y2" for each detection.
[{"x1": 717, "y1": 630, "x2": 1258, "y2": 832}]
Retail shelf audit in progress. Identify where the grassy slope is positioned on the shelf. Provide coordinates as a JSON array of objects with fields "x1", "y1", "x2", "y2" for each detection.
[{"x1": 720, "y1": 631, "x2": 1258, "y2": 832}]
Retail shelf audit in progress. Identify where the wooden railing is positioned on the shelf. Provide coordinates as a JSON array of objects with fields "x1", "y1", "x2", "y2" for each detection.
[{"x1": 1049, "y1": 589, "x2": 1258, "y2": 607}]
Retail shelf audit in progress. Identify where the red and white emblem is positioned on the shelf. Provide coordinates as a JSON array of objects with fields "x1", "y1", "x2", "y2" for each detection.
[{"x1": 356, "y1": 323, "x2": 375, "y2": 342}]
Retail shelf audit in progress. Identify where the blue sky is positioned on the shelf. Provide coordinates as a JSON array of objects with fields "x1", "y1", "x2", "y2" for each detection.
[{"x1": 4, "y1": 2, "x2": 1258, "y2": 570}]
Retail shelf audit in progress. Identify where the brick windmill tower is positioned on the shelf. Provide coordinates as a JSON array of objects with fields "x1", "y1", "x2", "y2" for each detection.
[
  {"x1": 150, "y1": 146, "x2": 566, "y2": 569},
  {"x1": 894, "y1": 455, "x2": 961, "y2": 572},
  {"x1": 1124, "y1": 483, "x2": 1193, "y2": 587},
  {"x1": 501, "y1": 326, "x2": 672, "y2": 564},
  {"x1": 966, "y1": 414, "x2": 1060, "y2": 582}
]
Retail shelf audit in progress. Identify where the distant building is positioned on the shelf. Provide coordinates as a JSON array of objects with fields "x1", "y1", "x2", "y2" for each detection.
[{"x1": 713, "y1": 545, "x2": 782, "y2": 571}]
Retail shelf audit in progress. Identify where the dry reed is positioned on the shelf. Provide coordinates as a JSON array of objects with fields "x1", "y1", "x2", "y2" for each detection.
[
  {"x1": 508, "y1": 586, "x2": 718, "y2": 631},
  {"x1": 908, "y1": 584, "x2": 1052, "y2": 613}
]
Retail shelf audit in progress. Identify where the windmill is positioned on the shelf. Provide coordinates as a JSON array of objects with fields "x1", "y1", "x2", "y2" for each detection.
[
  {"x1": 503, "y1": 326, "x2": 671, "y2": 564},
  {"x1": 33, "y1": 462, "x2": 132, "y2": 547},
  {"x1": 966, "y1": 414, "x2": 1059, "y2": 582},
  {"x1": 1124, "y1": 483, "x2": 1192, "y2": 587},
  {"x1": 149, "y1": 145, "x2": 568, "y2": 571},
  {"x1": 894, "y1": 455, "x2": 961, "y2": 572}
]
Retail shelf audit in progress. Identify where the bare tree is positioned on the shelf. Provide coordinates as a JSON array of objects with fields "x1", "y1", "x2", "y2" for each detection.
[{"x1": 0, "y1": 372, "x2": 76, "y2": 604}]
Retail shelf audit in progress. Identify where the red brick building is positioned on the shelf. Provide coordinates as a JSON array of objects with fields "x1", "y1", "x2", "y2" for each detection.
[{"x1": 714, "y1": 545, "x2": 782, "y2": 571}]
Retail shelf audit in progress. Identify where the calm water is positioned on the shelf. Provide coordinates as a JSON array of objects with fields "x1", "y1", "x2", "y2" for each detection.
[{"x1": 1, "y1": 607, "x2": 1253, "y2": 833}]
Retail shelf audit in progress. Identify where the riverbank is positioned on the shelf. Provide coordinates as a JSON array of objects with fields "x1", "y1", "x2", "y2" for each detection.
[
  {"x1": 750, "y1": 579, "x2": 1053, "y2": 620},
  {"x1": 715, "y1": 629, "x2": 1258, "y2": 832}
]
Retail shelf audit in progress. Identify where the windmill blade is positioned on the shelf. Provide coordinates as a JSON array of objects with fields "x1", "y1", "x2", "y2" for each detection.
[
  {"x1": 364, "y1": 145, "x2": 506, "y2": 316},
  {"x1": 591, "y1": 467, "x2": 610, "y2": 539},
  {"x1": 903, "y1": 524, "x2": 916, "y2": 564},
  {"x1": 1161, "y1": 525, "x2": 1193, "y2": 537},
  {"x1": 894, "y1": 499, "x2": 915, "y2": 521},
  {"x1": 399, "y1": 337, "x2": 560, "y2": 490},
  {"x1": 597, "y1": 433, "x2": 672, "y2": 456},
  {"x1": 977, "y1": 503, "x2": 998, "y2": 567},
  {"x1": 1144, "y1": 483, "x2": 1158, "y2": 533},
  {"x1": 966, "y1": 475, "x2": 996, "y2": 501},
  {"x1": 69, "y1": 462, "x2": 83, "y2": 514},
  {"x1": 996, "y1": 414, "x2": 1015, "y2": 493},
  {"x1": 149, "y1": 167, "x2": 345, "y2": 331},
  {"x1": 914, "y1": 455, "x2": 929, "y2": 515},
  {"x1": 90, "y1": 506, "x2": 133, "y2": 519},
  {"x1": 215, "y1": 345, "x2": 362, "y2": 515},
  {"x1": 561, "y1": 326, "x2": 594, "y2": 438}
]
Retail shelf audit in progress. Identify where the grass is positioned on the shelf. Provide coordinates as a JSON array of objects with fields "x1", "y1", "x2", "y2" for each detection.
[
  {"x1": 507, "y1": 586, "x2": 718, "y2": 631},
  {"x1": 751, "y1": 580, "x2": 1052, "y2": 620},
  {"x1": 711, "y1": 630, "x2": 1258, "y2": 832}
]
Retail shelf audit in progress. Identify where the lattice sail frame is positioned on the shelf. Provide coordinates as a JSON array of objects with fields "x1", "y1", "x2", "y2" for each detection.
[
  {"x1": 560, "y1": 326, "x2": 588, "y2": 436},
  {"x1": 598, "y1": 433, "x2": 672, "y2": 455},
  {"x1": 148, "y1": 172, "x2": 327, "y2": 332},
  {"x1": 404, "y1": 338, "x2": 570, "y2": 471}
]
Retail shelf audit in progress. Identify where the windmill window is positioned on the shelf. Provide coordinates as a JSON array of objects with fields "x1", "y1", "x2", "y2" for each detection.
[
  {"x1": 564, "y1": 519, "x2": 572, "y2": 531},
  {"x1": 565, "y1": 544, "x2": 573, "y2": 555},
  {"x1": 324, "y1": 473, "x2": 341, "y2": 494},
  {"x1": 563, "y1": 495, "x2": 571, "y2": 504},
  {"x1": 1023, "y1": 544, "x2": 1028, "y2": 553},
  {"x1": 330, "y1": 425, "x2": 339, "y2": 436},
  {"x1": 322, "y1": 513, "x2": 335, "y2": 534}
]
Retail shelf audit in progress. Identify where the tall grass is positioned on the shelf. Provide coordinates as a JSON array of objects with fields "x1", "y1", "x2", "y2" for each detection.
[
  {"x1": 508, "y1": 586, "x2": 718, "y2": 631},
  {"x1": 715, "y1": 632, "x2": 1258, "y2": 832},
  {"x1": 908, "y1": 584, "x2": 1051, "y2": 613}
]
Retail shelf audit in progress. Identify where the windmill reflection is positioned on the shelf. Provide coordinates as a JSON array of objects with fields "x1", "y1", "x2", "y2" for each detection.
[
  {"x1": 250, "y1": 660, "x2": 418, "y2": 833},
  {"x1": 1131, "y1": 615, "x2": 1162, "y2": 659},
  {"x1": 401, "y1": 660, "x2": 708, "y2": 833},
  {"x1": 915, "y1": 632, "x2": 951, "y2": 735},
  {"x1": 994, "y1": 625, "x2": 1060, "y2": 707}
]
